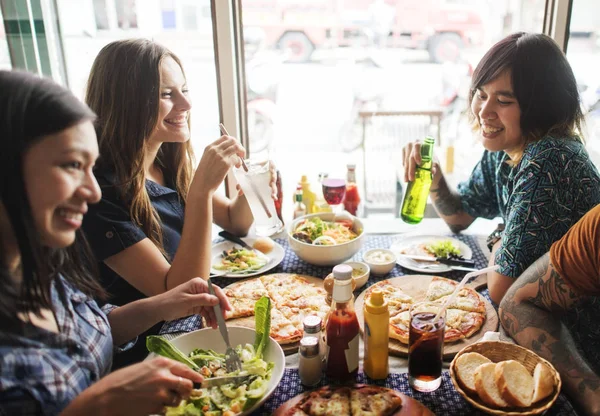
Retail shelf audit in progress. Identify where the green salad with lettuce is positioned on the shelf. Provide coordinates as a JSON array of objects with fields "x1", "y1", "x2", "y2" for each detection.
[
  {"x1": 213, "y1": 248, "x2": 268, "y2": 274},
  {"x1": 147, "y1": 297, "x2": 273, "y2": 416}
]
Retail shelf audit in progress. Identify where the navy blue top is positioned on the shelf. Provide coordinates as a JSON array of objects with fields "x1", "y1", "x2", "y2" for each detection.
[
  {"x1": 82, "y1": 168, "x2": 186, "y2": 367},
  {"x1": 457, "y1": 136, "x2": 600, "y2": 278}
]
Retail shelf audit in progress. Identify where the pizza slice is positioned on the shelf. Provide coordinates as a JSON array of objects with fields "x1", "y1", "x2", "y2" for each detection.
[
  {"x1": 426, "y1": 276, "x2": 458, "y2": 301},
  {"x1": 350, "y1": 385, "x2": 403, "y2": 416},
  {"x1": 445, "y1": 308, "x2": 485, "y2": 338},
  {"x1": 261, "y1": 274, "x2": 313, "y2": 306},
  {"x1": 270, "y1": 307, "x2": 303, "y2": 344},
  {"x1": 389, "y1": 310, "x2": 410, "y2": 344},
  {"x1": 367, "y1": 281, "x2": 414, "y2": 314},
  {"x1": 224, "y1": 278, "x2": 268, "y2": 300},
  {"x1": 298, "y1": 386, "x2": 352, "y2": 416},
  {"x1": 434, "y1": 287, "x2": 486, "y2": 313},
  {"x1": 225, "y1": 297, "x2": 256, "y2": 320}
]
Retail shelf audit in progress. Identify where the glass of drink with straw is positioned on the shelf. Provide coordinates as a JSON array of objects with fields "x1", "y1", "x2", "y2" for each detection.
[{"x1": 408, "y1": 265, "x2": 499, "y2": 392}]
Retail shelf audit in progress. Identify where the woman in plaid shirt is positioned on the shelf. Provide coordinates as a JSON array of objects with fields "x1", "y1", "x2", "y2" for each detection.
[{"x1": 0, "y1": 70, "x2": 231, "y2": 415}]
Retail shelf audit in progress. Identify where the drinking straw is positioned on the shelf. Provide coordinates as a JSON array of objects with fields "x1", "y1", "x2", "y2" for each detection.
[
  {"x1": 219, "y1": 123, "x2": 249, "y2": 172},
  {"x1": 219, "y1": 123, "x2": 272, "y2": 218},
  {"x1": 432, "y1": 265, "x2": 500, "y2": 324}
]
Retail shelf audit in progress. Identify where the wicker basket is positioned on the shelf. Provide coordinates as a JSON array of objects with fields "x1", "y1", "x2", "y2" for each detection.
[{"x1": 449, "y1": 341, "x2": 562, "y2": 415}]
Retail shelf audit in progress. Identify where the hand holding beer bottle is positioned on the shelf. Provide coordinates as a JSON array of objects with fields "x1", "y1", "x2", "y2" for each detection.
[{"x1": 401, "y1": 137, "x2": 436, "y2": 224}]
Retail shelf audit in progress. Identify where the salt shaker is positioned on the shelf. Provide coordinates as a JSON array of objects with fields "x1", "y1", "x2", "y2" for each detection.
[{"x1": 299, "y1": 337, "x2": 322, "y2": 386}]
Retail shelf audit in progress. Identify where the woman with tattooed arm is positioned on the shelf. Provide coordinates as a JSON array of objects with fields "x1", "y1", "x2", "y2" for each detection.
[
  {"x1": 402, "y1": 33, "x2": 600, "y2": 304},
  {"x1": 499, "y1": 203, "x2": 600, "y2": 416}
]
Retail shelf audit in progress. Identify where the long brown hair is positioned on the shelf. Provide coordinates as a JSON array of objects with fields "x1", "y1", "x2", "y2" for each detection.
[
  {"x1": 0, "y1": 70, "x2": 105, "y2": 334},
  {"x1": 85, "y1": 39, "x2": 194, "y2": 257}
]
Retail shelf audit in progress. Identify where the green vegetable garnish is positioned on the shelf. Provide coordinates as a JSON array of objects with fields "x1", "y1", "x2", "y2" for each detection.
[
  {"x1": 146, "y1": 336, "x2": 200, "y2": 371},
  {"x1": 253, "y1": 296, "x2": 271, "y2": 359},
  {"x1": 425, "y1": 240, "x2": 461, "y2": 258}
]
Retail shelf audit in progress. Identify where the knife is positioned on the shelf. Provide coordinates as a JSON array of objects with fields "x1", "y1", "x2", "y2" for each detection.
[
  {"x1": 194, "y1": 374, "x2": 251, "y2": 389},
  {"x1": 398, "y1": 253, "x2": 475, "y2": 267},
  {"x1": 218, "y1": 231, "x2": 270, "y2": 261}
]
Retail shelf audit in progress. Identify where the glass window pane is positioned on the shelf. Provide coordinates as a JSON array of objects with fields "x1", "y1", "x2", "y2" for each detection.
[
  {"x1": 0, "y1": 6, "x2": 10, "y2": 70},
  {"x1": 241, "y1": 0, "x2": 546, "y2": 219},
  {"x1": 55, "y1": 0, "x2": 219, "y2": 172},
  {"x1": 567, "y1": 0, "x2": 600, "y2": 168}
]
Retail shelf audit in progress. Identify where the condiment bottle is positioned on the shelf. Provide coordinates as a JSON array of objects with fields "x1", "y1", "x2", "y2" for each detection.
[
  {"x1": 325, "y1": 264, "x2": 360, "y2": 381},
  {"x1": 299, "y1": 315, "x2": 323, "y2": 384},
  {"x1": 293, "y1": 186, "x2": 307, "y2": 219},
  {"x1": 400, "y1": 136, "x2": 435, "y2": 224},
  {"x1": 299, "y1": 337, "x2": 322, "y2": 386},
  {"x1": 363, "y1": 289, "x2": 390, "y2": 379},
  {"x1": 274, "y1": 169, "x2": 284, "y2": 225},
  {"x1": 297, "y1": 175, "x2": 316, "y2": 213},
  {"x1": 343, "y1": 164, "x2": 361, "y2": 216}
]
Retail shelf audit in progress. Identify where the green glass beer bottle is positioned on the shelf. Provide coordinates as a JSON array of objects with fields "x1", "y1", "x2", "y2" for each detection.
[{"x1": 401, "y1": 137, "x2": 435, "y2": 224}]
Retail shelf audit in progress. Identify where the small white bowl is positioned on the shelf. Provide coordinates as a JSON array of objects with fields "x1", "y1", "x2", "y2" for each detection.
[
  {"x1": 344, "y1": 261, "x2": 370, "y2": 289},
  {"x1": 363, "y1": 248, "x2": 397, "y2": 275}
]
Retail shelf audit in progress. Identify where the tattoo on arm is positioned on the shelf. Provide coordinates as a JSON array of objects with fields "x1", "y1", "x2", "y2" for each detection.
[
  {"x1": 430, "y1": 176, "x2": 464, "y2": 217},
  {"x1": 499, "y1": 254, "x2": 599, "y2": 402}
]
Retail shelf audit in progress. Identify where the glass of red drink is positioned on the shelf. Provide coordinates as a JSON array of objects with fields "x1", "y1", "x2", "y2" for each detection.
[
  {"x1": 408, "y1": 302, "x2": 445, "y2": 392},
  {"x1": 322, "y1": 178, "x2": 346, "y2": 213}
]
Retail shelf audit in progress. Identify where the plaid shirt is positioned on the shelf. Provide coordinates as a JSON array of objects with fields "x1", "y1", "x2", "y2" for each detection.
[{"x1": 0, "y1": 275, "x2": 114, "y2": 416}]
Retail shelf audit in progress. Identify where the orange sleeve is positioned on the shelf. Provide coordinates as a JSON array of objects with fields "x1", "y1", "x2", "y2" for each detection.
[{"x1": 549, "y1": 204, "x2": 600, "y2": 296}]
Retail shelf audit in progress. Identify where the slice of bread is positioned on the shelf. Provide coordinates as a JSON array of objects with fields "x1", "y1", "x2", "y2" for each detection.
[
  {"x1": 531, "y1": 363, "x2": 555, "y2": 403},
  {"x1": 474, "y1": 363, "x2": 508, "y2": 408},
  {"x1": 455, "y1": 352, "x2": 492, "y2": 394},
  {"x1": 495, "y1": 360, "x2": 534, "y2": 407}
]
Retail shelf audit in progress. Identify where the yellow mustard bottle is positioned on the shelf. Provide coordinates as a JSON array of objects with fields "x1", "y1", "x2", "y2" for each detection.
[
  {"x1": 298, "y1": 175, "x2": 316, "y2": 214},
  {"x1": 363, "y1": 289, "x2": 389, "y2": 379}
]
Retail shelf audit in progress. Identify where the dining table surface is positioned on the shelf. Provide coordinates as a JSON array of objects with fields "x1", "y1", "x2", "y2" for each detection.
[{"x1": 159, "y1": 217, "x2": 580, "y2": 416}]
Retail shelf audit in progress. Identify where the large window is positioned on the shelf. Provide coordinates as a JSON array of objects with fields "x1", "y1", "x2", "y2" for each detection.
[
  {"x1": 4, "y1": 0, "x2": 591, "y2": 222},
  {"x1": 240, "y1": 0, "x2": 546, "y2": 219},
  {"x1": 566, "y1": 0, "x2": 600, "y2": 166},
  {"x1": 55, "y1": 0, "x2": 219, "y2": 161}
]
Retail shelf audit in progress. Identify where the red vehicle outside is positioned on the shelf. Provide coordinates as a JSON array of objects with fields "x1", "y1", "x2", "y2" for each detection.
[{"x1": 242, "y1": 0, "x2": 484, "y2": 63}]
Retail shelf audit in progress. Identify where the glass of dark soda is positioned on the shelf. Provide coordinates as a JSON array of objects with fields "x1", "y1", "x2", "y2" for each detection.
[{"x1": 408, "y1": 302, "x2": 445, "y2": 392}]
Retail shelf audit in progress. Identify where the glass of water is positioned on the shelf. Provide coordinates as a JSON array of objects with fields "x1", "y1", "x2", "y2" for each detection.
[{"x1": 233, "y1": 160, "x2": 282, "y2": 236}]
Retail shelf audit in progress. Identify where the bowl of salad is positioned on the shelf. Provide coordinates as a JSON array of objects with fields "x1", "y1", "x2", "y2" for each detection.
[
  {"x1": 147, "y1": 298, "x2": 285, "y2": 416},
  {"x1": 288, "y1": 212, "x2": 364, "y2": 266}
]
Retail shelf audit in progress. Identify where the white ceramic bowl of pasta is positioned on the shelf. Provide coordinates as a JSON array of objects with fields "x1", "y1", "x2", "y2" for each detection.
[
  {"x1": 288, "y1": 212, "x2": 364, "y2": 266},
  {"x1": 151, "y1": 326, "x2": 285, "y2": 416}
]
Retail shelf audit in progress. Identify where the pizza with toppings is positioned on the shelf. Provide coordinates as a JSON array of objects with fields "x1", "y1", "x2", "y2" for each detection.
[
  {"x1": 275, "y1": 385, "x2": 404, "y2": 416},
  {"x1": 223, "y1": 274, "x2": 328, "y2": 345},
  {"x1": 368, "y1": 276, "x2": 486, "y2": 344}
]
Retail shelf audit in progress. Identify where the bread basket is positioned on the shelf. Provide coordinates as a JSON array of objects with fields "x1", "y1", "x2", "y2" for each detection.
[{"x1": 449, "y1": 341, "x2": 562, "y2": 415}]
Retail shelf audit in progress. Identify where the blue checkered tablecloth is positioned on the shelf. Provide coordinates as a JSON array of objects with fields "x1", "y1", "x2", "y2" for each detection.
[
  {"x1": 254, "y1": 370, "x2": 578, "y2": 415},
  {"x1": 160, "y1": 233, "x2": 492, "y2": 334},
  {"x1": 159, "y1": 234, "x2": 579, "y2": 415}
]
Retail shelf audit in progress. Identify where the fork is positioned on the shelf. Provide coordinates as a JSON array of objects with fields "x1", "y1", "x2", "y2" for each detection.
[{"x1": 207, "y1": 278, "x2": 243, "y2": 373}]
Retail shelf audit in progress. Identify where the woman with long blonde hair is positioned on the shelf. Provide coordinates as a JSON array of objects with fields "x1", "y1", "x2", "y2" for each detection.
[{"x1": 82, "y1": 39, "x2": 258, "y2": 366}]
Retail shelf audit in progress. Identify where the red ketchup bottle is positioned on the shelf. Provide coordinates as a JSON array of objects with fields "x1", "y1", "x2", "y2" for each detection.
[
  {"x1": 343, "y1": 164, "x2": 361, "y2": 216},
  {"x1": 325, "y1": 264, "x2": 360, "y2": 381}
]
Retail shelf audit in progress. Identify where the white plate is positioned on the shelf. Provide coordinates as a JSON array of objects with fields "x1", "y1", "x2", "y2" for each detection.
[
  {"x1": 210, "y1": 237, "x2": 284, "y2": 278},
  {"x1": 149, "y1": 326, "x2": 285, "y2": 416},
  {"x1": 390, "y1": 235, "x2": 473, "y2": 273}
]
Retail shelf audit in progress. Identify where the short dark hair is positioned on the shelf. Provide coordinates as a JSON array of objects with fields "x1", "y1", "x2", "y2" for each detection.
[
  {"x1": 0, "y1": 70, "x2": 104, "y2": 333},
  {"x1": 468, "y1": 32, "x2": 583, "y2": 142}
]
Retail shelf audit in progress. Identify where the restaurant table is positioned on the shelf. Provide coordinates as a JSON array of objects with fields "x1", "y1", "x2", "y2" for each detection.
[{"x1": 159, "y1": 218, "x2": 580, "y2": 415}]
